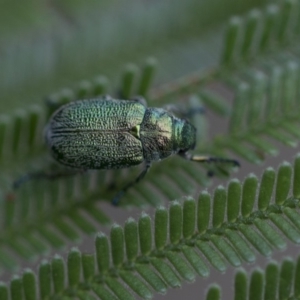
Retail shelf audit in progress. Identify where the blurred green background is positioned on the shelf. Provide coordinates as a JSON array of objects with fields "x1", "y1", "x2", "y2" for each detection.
[{"x1": 1, "y1": 0, "x2": 266, "y2": 113}]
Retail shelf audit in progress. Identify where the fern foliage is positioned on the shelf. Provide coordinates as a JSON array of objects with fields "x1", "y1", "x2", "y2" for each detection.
[
  {"x1": 1, "y1": 0, "x2": 300, "y2": 299},
  {"x1": 205, "y1": 255, "x2": 300, "y2": 300},
  {"x1": 1, "y1": 0, "x2": 300, "y2": 277},
  {"x1": 0, "y1": 155, "x2": 300, "y2": 299}
]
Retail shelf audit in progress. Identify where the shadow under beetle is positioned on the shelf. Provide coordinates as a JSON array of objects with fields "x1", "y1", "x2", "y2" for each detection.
[{"x1": 14, "y1": 95, "x2": 239, "y2": 205}]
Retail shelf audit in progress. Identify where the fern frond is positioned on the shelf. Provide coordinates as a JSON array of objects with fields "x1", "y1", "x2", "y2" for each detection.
[
  {"x1": 210, "y1": 61, "x2": 300, "y2": 163},
  {"x1": 152, "y1": 0, "x2": 300, "y2": 106},
  {"x1": 1, "y1": 51, "x2": 300, "y2": 272},
  {"x1": 0, "y1": 171, "x2": 114, "y2": 271},
  {"x1": 1, "y1": 154, "x2": 300, "y2": 298},
  {"x1": 221, "y1": 0, "x2": 300, "y2": 66},
  {"x1": 205, "y1": 255, "x2": 300, "y2": 299},
  {"x1": 2, "y1": 1, "x2": 300, "y2": 299}
]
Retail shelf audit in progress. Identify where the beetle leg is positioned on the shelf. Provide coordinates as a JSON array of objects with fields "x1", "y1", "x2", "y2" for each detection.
[
  {"x1": 132, "y1": 96, "x2": 147, "y2": 107},
  {"x1": 185, "y1": 107, "x2": 205, "y2": 118},
  {"x1": 190, "y1": 155, "x2": 240, "y2": 167},
  {"x1": 103, "y1": 94, "x2": 113, "y2": 100},
  {"x1": 12, "y1": 169, "x2": 86, "y2": 190},
  {"x1": 163, "y1": 104, "x2": 205, "y2": 119},
  {"x1": 187, "y1": 154, "x2": 240, "y2": 177},
  {"x1": 112, "y1": 163, "x2": 151, "y2": 205},
  {"x1": 179, "y1": 152, "x2": 240, "y2": 167}
]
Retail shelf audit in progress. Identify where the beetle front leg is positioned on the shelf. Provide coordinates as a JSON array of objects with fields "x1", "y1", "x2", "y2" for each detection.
[
  {"x1": 178, "y1": 151, "x2": 240, "y2": 174},
  {"x1": 188, "y1": 154, "x2": 240, "y2": 167},
  {"x1": 112, "y1": 163, "x2": 151, "y2": 206},
  {"x1": 12, "y1": 169, "x2": 86, "y2": 190}
]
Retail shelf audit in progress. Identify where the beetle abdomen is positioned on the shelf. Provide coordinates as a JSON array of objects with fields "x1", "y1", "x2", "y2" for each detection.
[
  {"x1": 49, "y1": 98, "x2": 146, "y2": 130},
  {"x1": 45, "y1": 98, "x2": 145, "y2": 169},
  {"x1": 48, "y1": 131, "x2": 144, "y2": 169}
]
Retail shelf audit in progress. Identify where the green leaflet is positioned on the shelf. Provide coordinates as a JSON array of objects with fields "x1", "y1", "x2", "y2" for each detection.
[{"x1": 205, "y1": 256, "x2": 300, "y2": 300}]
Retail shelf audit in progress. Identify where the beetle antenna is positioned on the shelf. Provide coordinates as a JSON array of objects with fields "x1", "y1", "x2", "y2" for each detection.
[{"x1": 112, "y1": 163, "x2": 151, "y2": 205}]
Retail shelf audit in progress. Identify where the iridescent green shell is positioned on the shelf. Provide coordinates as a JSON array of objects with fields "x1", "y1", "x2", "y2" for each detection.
[
  {"x1": 46, "y1": 98, "x2": 146, "y2": 169},
  {"x1": 45, "y1": 96, "x2": 196, "y2": 170}
]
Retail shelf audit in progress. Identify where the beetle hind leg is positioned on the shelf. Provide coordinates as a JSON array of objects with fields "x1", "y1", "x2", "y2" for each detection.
[{"x1": 112, "y1": 163, "x2": 151, "y2": 206}]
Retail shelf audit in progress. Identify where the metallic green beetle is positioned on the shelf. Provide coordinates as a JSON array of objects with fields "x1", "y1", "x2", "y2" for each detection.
[
  {"x1": 13, "y1": 96, "x2": 239, "y2": 204},
  {"x1": 43, "y1": 95, "x2": 239, "y2": 204},
  {"x1": 46, "y1": 96, "x2": 196, "y2": 170}
]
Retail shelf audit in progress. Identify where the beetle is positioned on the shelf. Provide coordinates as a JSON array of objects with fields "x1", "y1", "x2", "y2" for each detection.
[{"x1": 14, "y1": 96, "x2": 239, "y2": 204}]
